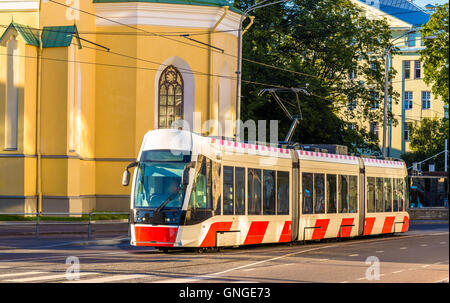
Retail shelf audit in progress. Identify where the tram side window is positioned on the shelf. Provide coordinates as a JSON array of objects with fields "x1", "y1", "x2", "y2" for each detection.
[
  {"x1": 188, "y1": 156, "x2": 209, "y2": 210},
  {"x1": 277, "y1": 171, "x2": 290, "y2": 215},
  {"x1": 302, "y1": 173, "x2": 313, "y2": 214},
  {"x1": 185, "y1": 156, "x2": 216, "y2": 225},
  {"x1": 367, "y1": 177, "x2": 376, "y2": 213},
  {"x1": 401, "y1": 177, "x2": 408, "y2": 211},
  {"x1": 349, "y1": 175, "x2": 358, "y2": 213},
  {"x1": 327, "y1": 174, "x2": 337, "y2": 213},
  {"x1": 339, "y1": 175, "x2": 349, "y2": 213},
  {"x1": 212, "y1": 160, "x2": 221, "y2": 216},
  {"x1": 223, "y1": 166, "x2": 234, "y2": 215},
  {"x1": 384, "y1": 178, "x2": 392, "y2": 212},
  {"x1": 263, "y1": 170, "x2": 276, "y2": 215},
  {"x1": 376, "y1": 177, "x2": 384, "y2": 212},
  {"x1": 235, "y1": 167, "x2": 245, "y2": 215},
  {"x1": 393, "y1": 178, "x2": 400, "y2": 212},
  {"x1": 248, "y1": 168, "x2": 262, "y2": 215},
  {"x1": 314, "y1": 174, "x2": 325, "y2": 214}
]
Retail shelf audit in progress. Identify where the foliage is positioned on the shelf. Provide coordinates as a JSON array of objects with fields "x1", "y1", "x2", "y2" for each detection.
[
  {"x1": 401, "y1": 117, "x2": 449, "y2": 171},
  {"x1": 420, "y1": 3, "x2": 449, "y2": 104},
  {"x1": 234, "y1": 0, "x2": 398, "y2": 155}
]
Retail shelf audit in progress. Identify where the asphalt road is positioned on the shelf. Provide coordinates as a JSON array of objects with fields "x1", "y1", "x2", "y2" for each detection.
[{"x1": 0, "y1": 223, "x2": 447, "y2": 284}]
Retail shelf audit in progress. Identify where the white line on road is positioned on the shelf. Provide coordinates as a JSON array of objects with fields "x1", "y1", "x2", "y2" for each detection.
[
  {"x1": 400, "y1": 247, "x2": 408, "y2": 250},
  {"x1": 156, "y1": 245, "x2": 334, "y2": 283},
  {"x1": 349, "y1": 254, "x2": 359, "y2": 257},
  {"x1": 420, "y1": 244, "x2": 428, "y2": 247},
  {"x1": 5, "y1": 272, "x2": 97, "y2": 283},
  {"x1": 0, "y1": 271, "x2": 48, "y2": 279},
  {"x1": 392, "y1": 270, "x2": 404, "y2": 274},
  {"x1": 66, "y1": 274, "x2": 149, "y2": 283},
  {"x1": 421, "y1": 264, "x2": 430, "y2": 268},
  {"x1": 376, "y1": 251, "x2": 384, "y2": 253},
  {"x1": 154, "y1": 232, "x2": 450, "y2": 283}
]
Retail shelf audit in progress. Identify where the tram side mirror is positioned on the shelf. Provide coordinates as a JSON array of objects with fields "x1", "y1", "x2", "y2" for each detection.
[
  {"x1": 122, "y1": 170, "x2": 130, "y2": 186},
  {"x1": 122, "y1": 161, "x2": 138, "y2": 186},
  {"x1": 182, "y1": 161, "x2": 196, "y2": 186}
]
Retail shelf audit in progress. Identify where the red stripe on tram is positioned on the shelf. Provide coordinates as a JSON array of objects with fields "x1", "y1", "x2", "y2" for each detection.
[
  {"x1": 200, "y1": 222, "x2": 233, "y2": 247},
  {"x1": 382, "y1": 216, "x2": 396, "y2": 234},
  {"x1": 278, "y1": 221, "x2": 292, "y2": 242},
  {"x1": 311, "y1": 219, "x2": 330, "y2": 240},
  {"x1": 364, "y1": 217, "x2": 376, "y2": 236},
  {"x1": 337, "y1": 218, "x2": 354, "y2": 238},
  {"x1": 244, "y1": 221, "x2": 269, "y2": 245},
  {"x1": 401, "y1": 216, "x2": 409, "y2": 232}
]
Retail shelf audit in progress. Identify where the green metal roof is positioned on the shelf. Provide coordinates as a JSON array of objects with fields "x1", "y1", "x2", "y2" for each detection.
[
  {"x1": 92, "y1": 0, "x2": 244, "y2": 14},
  {"x1": 0, "y1": 22, "x2": 40, "y2": 46},
  {"x1": 41, "y1": 25, "x2": 78, "y2": 48}
]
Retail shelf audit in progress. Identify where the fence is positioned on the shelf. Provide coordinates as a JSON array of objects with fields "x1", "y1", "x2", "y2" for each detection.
[
  {"x1": 408, "y1": 176, "x2": 448, "y2": 208},
  {"x1": 0, "y1": 212, "x2": 130, "y2": 239}
]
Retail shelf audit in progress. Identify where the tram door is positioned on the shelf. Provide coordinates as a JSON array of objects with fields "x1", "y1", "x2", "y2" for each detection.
[
  {"x1": 357, "y1": 158, "x2": 366, "y2": 235},
  {"x1": 291, "y1": 153, "x2": 300, "y2": 241}
]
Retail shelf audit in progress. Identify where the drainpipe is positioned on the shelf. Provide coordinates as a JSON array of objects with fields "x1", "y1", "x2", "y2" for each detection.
[
  {"x1": 208, "y1": 6, "x2": 228, "y2": 136},
  {"x1": 36, "y1": 1, "x2": 43, "y2": 214}
]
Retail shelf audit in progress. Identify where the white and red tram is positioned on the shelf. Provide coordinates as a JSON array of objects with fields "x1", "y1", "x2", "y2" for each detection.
[{"x1": 122, "y1": 129, "x2": 409, "y2": 249}]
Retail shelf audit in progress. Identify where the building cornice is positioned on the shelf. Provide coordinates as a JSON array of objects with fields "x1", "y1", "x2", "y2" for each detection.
[
  {"x1": 93, "y1": 2, "x2": 241, "y2": 36},
  {"x1": 0, "y1": 0, "x2": 39, "y2": 11}
]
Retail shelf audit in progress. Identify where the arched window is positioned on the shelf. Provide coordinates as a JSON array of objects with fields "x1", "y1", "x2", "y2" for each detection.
[{"x1": 158, "y1": 65, "x2": 183, "y2": 128}]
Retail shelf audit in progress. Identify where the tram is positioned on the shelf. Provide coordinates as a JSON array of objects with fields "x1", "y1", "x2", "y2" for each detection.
[{"x1": 122, "y1": 129, "x2": 409, "y2": 249}]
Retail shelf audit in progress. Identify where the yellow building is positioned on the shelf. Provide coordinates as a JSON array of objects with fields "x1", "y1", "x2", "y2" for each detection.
[
  {"x1": 0, "y1": 0, "x2": 243, "y2": 213},
  {"x1": 350, "y1": 0, "x2": 447, "y2": 158}
]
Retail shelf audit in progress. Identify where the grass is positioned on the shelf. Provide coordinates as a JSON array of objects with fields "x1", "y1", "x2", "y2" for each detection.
[{"x1": 0, "y1": 212, "x2": 129, "y2": 222}]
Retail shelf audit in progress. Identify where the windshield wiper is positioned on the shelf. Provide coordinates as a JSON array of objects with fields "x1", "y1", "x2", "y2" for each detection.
[{"x1": 155, "y1": 186, "x2": 182, "y2": 213}]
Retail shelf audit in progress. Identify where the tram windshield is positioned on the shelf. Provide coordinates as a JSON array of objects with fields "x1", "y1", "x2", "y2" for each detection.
[{"x1": 134, "y1": 150, "x2": 191, "y2": 210}]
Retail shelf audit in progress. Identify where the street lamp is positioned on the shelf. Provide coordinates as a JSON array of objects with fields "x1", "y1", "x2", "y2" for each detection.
[
  {"x1": 235, "y1": 0, "x2": 291, "y2": 140},
  {"x1": 381, "y1": 29, "x2": 436, "y2": 158}
]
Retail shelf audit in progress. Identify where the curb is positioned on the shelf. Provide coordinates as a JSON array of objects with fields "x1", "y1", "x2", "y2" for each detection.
[{"x1": 410, "y1": 220, "x2": 449, "y2": 225}]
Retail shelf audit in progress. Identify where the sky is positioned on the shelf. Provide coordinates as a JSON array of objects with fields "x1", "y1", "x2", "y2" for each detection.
[{"x1": 412, "y1": 0, "x2": 449, "y2": 8}]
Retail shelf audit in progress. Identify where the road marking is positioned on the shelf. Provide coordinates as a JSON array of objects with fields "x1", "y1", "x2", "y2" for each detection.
[
  {"x1": 0, "y1": 271, "x2": 48, "y2": 279},
  {"x1": 0, "y1": 250, "x2": 127, "y2": 263},
  {"x1": 154, "y1": 232, "x2": 450, "y2": 283},
  {"x1": 66, "y1": 274, "x2": 148, "y2": 283},
  {"x1": 5, "y1": 272, "x2": 97, "y2": 283},
  {"x1": 349, "y1": 254, "x2": 359, "y2": 257},
  {"x1": 356, "y1": 277, "x2": 366, "y2": 281},
  {"x1": 420, "y1": 244, "x2": 428, "y2": 247},
  {"x1": 376, "y1": 251, "x2": 384, "y2": 253},
  {"x1": 392, "y1": 270, "x2": 404, "y2": 274},
  {"x1": 156, "y1": 244, "x2": 335, "y2": 283},
  {"x1": 421, "y1": 264, "x2": 430, "y2": 268},
  {"x1": 243, "y1": 268, "x2": 257, "y2": 272},
  {"x1": 400, "y1": 247, "x2": 408, "y2": 250},
  {"x1": 317, "y1": 259, "x2": 329, "y2": 262}
]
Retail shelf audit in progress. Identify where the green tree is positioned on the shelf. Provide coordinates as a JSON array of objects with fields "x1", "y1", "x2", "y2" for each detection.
[
  {"x1": 420, "y1": 3, "x2": 449, "y2": 104},
  {"x1": 235, "y1": 0, "x2": 398, "y2": 155},
  {"x1": 401, "y1": 117, "x2": 449, "y2": 171}
]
